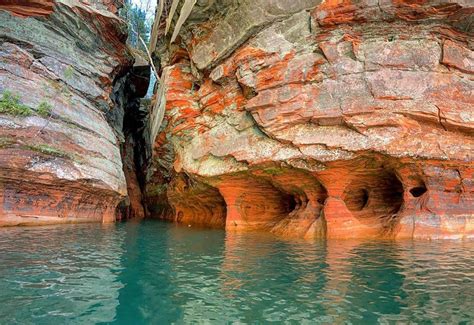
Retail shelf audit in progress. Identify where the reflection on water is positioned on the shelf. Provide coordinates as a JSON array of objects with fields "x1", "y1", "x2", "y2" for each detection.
[{"x1": 0, "y1": 221, "x2": 473, "y2": 324}]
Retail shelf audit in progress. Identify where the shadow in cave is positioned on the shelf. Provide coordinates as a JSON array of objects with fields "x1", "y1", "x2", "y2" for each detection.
[{"x1": 343, "y1": 168, "x2": 404, "y2": 235}]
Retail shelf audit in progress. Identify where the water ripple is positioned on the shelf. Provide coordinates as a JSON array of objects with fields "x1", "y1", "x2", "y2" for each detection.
[{"x1": 0, "y1": 221, "x2": 473, "y2": 324}]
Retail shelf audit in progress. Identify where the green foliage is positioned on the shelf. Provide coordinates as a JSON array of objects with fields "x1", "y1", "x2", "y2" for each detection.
[
  {"x1": 120, "y1": 0, "x2": 153, "y2": 51},
  {"x1": 0, "y1": 90, "x2": 55, "y2": 118},
  {"x1": 0, "y1": 91, "x2": 33, "y2": 116},
  {"x1": 37, "y1": 101, "x2": 53, "y2": 117}
]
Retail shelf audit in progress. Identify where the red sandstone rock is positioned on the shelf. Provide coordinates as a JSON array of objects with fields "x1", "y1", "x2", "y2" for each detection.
[
  {"x1": 0, "y1": 0, "x2": 54, "y2": 17},
  {"x1": 0, "y1": 0, "x2": 133, "y2": 225},
  {"x1": 147, "y1": 0, "x2": 474, "y2": 239}
]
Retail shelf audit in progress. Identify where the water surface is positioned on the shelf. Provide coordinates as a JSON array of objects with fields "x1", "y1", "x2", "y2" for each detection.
[{"x1": 0, "y1": 221, "x2": 473, "y2": 324}]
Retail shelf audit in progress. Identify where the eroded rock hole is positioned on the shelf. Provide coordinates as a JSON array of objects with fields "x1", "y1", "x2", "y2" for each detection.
[
  {"x1": 410, "y1": 186, "x2": 427, "y2": 197},
  {"x1": 192, "y1": 82, "x2": 201, "y2": 91},
  {"x1": 283, "y1": 194, "x2": 298, "y2": 214},
  {"x1": 345, "y1": 188, "x2": 369, "y2": 211},
  {"x1": 343, "y1": 169, "x2": 404, "y2": 232},
  {"x1": 236, "y1": 181, "x2": 295, "y2": 226},
  {"x1": 264, "y1": 173, "x2": 328, "y2": 238},
  {"x1": 177, "y1": 211, "x2": 184, "y2": 223}
]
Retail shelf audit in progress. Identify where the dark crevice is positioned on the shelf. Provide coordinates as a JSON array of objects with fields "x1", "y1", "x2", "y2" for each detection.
[
  {"x1": 283, "y1": 194, "x2": 298, "y2": 214},
  {"x1": 410, "y1": 186, "x2": 427, "y2": 197},
  {"x1": 111, "y1": 60, "x2": 151, "y2": 221}
]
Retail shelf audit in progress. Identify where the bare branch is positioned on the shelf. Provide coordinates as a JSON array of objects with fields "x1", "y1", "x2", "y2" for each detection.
[
  {"x1": 149, "y1": 0, "x2": 164, "y2": 52},
  {"x1": 138, "y1": 35, "x2": 160, "y2": 81},
  {"x1": 130, "y1": 24, "x2": 160, "y2": 81}
]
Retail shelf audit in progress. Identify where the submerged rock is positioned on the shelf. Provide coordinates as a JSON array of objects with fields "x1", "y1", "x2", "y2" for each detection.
[{"x1": 147, "y1": 0, "x2": 474, "y2": 239}]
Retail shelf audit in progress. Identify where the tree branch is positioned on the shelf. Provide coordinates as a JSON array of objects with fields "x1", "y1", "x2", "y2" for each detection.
[{"x1": 129, "y1": 24, "x2": 160, "y2": 81}]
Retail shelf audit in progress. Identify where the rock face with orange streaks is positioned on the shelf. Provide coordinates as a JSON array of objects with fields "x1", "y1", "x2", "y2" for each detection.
[
  {"x1": 0, "y1": 1, "x2": 137, "y2": 225},
  {"x1": 147, "y1": 0, "x2": 474, "y2": 239}
]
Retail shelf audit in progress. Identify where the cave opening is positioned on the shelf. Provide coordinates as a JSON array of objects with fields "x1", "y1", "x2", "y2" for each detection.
[
  {"x1": 262, "y1": 174, "x2": 329, "y2": 238},
  {"x1": 343, "y1": 169, "x2": 404, "y2": 232},
  {"x1": 168, "y1": 175, "x2": 227, "y2": 229},
  {"x1": 410, "y1": 185, "x2": 427, "y2": 197}
]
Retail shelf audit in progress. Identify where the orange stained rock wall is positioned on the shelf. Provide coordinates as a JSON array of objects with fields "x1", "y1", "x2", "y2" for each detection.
[
  {"x1": 160, "y1": 158, "x2": 473, "y2": 240},
  {"x1": 147, "y1": 0, "x2": 473, "y2": 239},
  {"x1": 0, "y1": 169, "x2": 120, "y2": 226}
]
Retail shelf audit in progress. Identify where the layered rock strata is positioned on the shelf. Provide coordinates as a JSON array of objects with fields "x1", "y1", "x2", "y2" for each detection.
[
  {"x1": 0, "y1": 1, "x2": 135, "y2": 225},
  {"x1": 147, "y1": 0, "x2": 474, "y2": 239}
]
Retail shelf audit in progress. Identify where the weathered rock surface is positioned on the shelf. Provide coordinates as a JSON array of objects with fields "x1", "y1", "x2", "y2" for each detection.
[
  {"x1": 0, "y1": 0, "x2": 133, "y2": 225},
  {"x1": 148, "y1": 0, "x2": 474, "y2": 239}
]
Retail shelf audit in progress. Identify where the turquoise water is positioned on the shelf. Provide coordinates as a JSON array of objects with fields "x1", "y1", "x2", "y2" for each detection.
[{"x1": 0, "y1": 221, "x2": 473, "y2": 324}]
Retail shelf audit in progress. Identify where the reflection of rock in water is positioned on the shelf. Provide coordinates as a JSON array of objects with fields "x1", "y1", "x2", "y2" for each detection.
[
  {"x1": 221, "y1": 231, "x2": 330, "y2": 322},
  {"x1": 344, "y1": 242, "x2": 408, "y2": 322},
  {"x1": 0, "y1": 224, "x2": 125, "y2": 323},
  {"x1": 1, "y1": 223, "x2": 473, "y2": 323},
  {"x1": 394, "y1": 241, "x2": 474, "y2": 323}
]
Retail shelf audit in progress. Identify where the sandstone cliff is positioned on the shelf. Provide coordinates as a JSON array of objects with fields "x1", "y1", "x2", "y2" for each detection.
[
  {"x1": 147, "y1": 0, "x2": 474, "y2": 239},
  {"x1": 0, "y1": 0, "x2": 139, "y2": 225}
]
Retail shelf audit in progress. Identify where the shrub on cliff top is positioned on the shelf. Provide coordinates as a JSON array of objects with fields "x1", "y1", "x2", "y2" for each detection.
[{"x1": 0, "y1": 91, "x2": 33, "y2": 116}]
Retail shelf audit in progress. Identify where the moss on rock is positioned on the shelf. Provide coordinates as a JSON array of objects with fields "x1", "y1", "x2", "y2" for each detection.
[{"x1": 24, "y1": 144, "x2": 71, "y2": 159}]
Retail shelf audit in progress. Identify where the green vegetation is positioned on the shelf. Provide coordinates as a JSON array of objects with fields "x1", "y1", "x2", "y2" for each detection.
[
  {"x1": 262, "y1": 167, "x2": 284, "y2": 176},
  {"x1": 37, "y1": 101, "x2": 53, "y2": 117},
  {"x1": 0, "y1": 91, "x2": 33, "y2": 116},
  {"x1": 0, "y1": 136, "x2": 15, "y2": 149},
  {"x1": 0, "y1": 90, "x2": 55, "y2": 118},
  {"x1": 119, "y1": 0, "x2": 158, "y2": 52},
  {"x1": 63, "y1": 65, "x2": 74, "y2": 80},
  {"x1": 25, "y1": 144, "x2": 70, "y2": 159}
]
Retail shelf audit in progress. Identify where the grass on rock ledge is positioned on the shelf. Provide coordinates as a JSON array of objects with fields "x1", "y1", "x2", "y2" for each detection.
[
  {"x1": 0, "y1": 91, "x2": 33, "y2": 116},
  {"x1": 0, "y1": 136, "x2": 73, "y2": 160},
  {"x1": 37, "y1": 101, "x2": 53, "y2": 117},
  {"x1": 0, "y1": 90, "x2": 53, "y2": 117}
]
